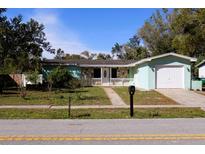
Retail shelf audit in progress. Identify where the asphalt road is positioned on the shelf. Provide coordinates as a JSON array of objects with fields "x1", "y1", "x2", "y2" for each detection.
[{"x1": 1, "y1": 119, "x2": 205, "y2": 144}]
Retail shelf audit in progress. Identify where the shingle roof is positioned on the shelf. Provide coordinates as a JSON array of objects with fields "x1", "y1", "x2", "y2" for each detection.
[
  {"x1": 42, "y1": 53, "x2": 197, "y2": 67},
  {"x1": 42, "y1": 59, "x2": 137, "y2": 67}
]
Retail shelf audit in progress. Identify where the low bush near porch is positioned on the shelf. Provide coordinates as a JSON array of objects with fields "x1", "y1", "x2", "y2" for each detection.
[{"x1": 112, "y1": 87, "x2": 178, "y2": 105}]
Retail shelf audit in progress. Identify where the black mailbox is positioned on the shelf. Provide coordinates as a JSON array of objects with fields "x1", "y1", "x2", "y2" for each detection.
[
  {"x1": 128, "y1": 85, "x2": 135, "y2": 117},
  {"x1": 128, "y1": 85, "x2": 135, "y2": 95}
]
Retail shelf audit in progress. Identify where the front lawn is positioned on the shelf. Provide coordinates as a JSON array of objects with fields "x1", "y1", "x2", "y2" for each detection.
[
  {"x1": 0, "y1": 108, "x2": 204, "y2": 119},
  {"x1": 0, "y1": 87, "x2": 111, "y2": 106},
  {"x1": 113, "y1": 87, "x2": 178, "y2": 105}
]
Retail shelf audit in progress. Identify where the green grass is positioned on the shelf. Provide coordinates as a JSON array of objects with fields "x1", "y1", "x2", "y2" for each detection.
[
  {"x1": 113, "y1": 87, "x2": 178, "y2": 105},
  {"x1": 0, "y1": 87, "x2": 111, "y2": 106},
  {"x1": 0, "y1": 108, "x2": 204, "y2": 119}
]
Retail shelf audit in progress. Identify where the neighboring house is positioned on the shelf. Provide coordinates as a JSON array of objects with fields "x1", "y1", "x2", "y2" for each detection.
[
  {"x1": 196, "y1": 60, "x2": 205, "y2": 89},
  {"x1": 22, "y1": 74, "x2": 43, "y2": 87},
  {"x1": 196, "y1": 60, "x2": 205, "y2": 79},
  {"x1": 42, "y1": 52, "x2": 199, "y2": 90},
  {"x1": 9, "y1": 74, "x2": 43, "y2": 87}
]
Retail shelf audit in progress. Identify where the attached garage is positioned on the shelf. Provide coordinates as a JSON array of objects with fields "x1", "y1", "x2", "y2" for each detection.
[
  {"x1": 131, "y1": 53, "x2": 197, "y2": 90},
  {"x1": 156, "y1": 65, "x2": 184, "y2": 89}
]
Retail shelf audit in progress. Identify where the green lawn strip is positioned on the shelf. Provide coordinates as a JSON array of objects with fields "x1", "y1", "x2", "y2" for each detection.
[
  {"x1": 0, "y1": 87, "x2": 111, "y2": 106},
  {"x1": 0, "y1": 108, "x2": 204, "y2": 119},
  {"x1": 113, "y1": 87, "x2": 178, "y2": 105}
]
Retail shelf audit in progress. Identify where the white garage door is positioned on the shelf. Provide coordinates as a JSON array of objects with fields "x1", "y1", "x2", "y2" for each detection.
[{"x1": 156, "y1": 65, "x2": 184, "y2": 89}]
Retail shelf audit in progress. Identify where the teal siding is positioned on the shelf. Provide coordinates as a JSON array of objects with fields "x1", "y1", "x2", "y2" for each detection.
[
  {"x1": 68, "y1": 66, "x2": 81, "y2": 79},
  {"x1": 191, "y1": 80, "x2": 202, "y2": 91},
  {"x1": 132, "y1": 55, "x2": 192, "y2": 90},
  {"x1": 42, "y1": 65, "x2": 81, "y2": 80},
  {"x1": 133, "y1": 63, "x2": 149, "y2": 90}
]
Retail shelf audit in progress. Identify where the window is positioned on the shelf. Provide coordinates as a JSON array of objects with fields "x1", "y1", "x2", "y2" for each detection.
[
  {"x1": 93, "y1": 68, "x2": 101, "y2": 78},
  {"x1": 111, "y1": 68, "x2": 117, "y2": 78}
]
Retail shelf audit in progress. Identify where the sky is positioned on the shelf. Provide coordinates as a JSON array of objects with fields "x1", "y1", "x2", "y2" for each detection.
[{"x1": 5, "y1": 8, "x2": 157, "y2": 58}]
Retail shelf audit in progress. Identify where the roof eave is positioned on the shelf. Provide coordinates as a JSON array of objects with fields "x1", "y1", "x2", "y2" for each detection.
[
  {"x1": 190, "y1": 58, "x2": 197, "y2": 62},
  {"x1": 80, "y1": 64, "x2": 131, "y2": 68},
  {"x1": 196, "y1": 60, "x2": 205, "y2": 67}
]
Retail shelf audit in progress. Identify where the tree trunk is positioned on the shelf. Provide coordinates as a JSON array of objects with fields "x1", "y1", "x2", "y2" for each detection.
[
  {"x1": 0, "y1": 86, "x2": 2, "y2": 94},
  {"x1": 48, "y1": 83, "x2": 52, "y2": 91},
  {"x1": 0, "y1": 75, "x2": 3, "y2": 94}
]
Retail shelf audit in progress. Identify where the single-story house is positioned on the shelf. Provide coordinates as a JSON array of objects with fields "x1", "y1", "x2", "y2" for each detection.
[
  {"x1": 196, "y1": 60, "x2": 205, "y2": 79},
  {"x1": 42, "y1": 52, "x2": 200, "y2": 90}
]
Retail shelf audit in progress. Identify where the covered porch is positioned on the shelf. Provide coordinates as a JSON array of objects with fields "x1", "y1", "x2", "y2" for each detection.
[{"x1": 81, "y1": 67, "x2": 133, "y2": 86}]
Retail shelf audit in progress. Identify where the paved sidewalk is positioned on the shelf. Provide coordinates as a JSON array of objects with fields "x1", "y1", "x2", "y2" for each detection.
[
  {"x1": 103, "y1": 87, "x2": 127, "y2": 106},
  {"x1": 0, "y1": 104, "x2": 196, "y2": 109},
  {"x1": 156, "y1": 89, "x2": 205, "y2": 107}
]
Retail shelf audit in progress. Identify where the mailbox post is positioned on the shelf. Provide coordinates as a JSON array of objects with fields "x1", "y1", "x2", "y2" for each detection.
[{"x1": 128, "y1": 85, "x2": 135, "y2": 117}]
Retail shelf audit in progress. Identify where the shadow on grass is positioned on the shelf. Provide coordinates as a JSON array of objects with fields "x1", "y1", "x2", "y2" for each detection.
[
  {"x1": 1, "y1": 91, "x2": 19, "y2": 95},
  {"x1": 64, "y1": 90, "x2": 88, "y2": 93},
  {"x1": 71, "y1": 113, "x2": 91, "y2": 118}
]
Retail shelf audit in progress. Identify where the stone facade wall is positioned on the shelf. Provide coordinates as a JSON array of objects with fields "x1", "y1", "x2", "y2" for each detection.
[
  {"x1": 117, "y1": 68, "x2": 129, "y2": 78},
  {"x1": 80, "y1": 67, "x2": 93, "y2": 86}
]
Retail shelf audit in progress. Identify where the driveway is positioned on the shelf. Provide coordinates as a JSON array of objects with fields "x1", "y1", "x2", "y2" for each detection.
[{"x1": 156, "y1": 89, "x2": 205, "y2": 107}]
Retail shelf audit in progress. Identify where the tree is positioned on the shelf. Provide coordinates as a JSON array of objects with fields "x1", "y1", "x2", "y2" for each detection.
[
  {"x1": 137, "y1": 8, "x2": 205, "y2": 77},
  {"x1": 138, "y1": 8, "x2": 205, "y2": 60},
  {"x1": 0, "y1": 9, "x2": 55, "y2": 93},
  {"x1": 55, "y1": 48, "x2": 64, "y2": 59},
  {"x1": 47, "y1": 67, "x2": 73, "y2": 91},
  {"x1": 96, "y1": 53, "x2": 112, "y2": 60},
  {"x1": 124, "y1": 35, "x2": 149, "y2": 60},
  {"x1": 63, "y1": 54, "x2": 83, "y2": 60},
  {"x1": 26, "y1": 70, "x2": 39, "y2": 85},
  {"x1": 80, "y1": 51, "x2": 96, "y2": 59},
  {"x1": 111, "y1": 35, "x2": 149, "y2": 60},
  {"x1": 138, "y1": 9, "x2": 175, "y2": 55},
  {"x1": 170, "y1": 9, "x2": 205, "y2": 59},
  {"x1": 0, "y1": 10, "x2": 55, "y2": 73},
  {"x1": 89, "y1": 53, "x2": 97, "y2": 60},
  {"x1": 124, "y1": 46, "x2": 149, "y2": 61},
  {"x1": 80, "y1": 51, "x2": 90, "y2": 59},
  {"x1": 111, "y1": 43, "x2": 125, "y2": 59}
]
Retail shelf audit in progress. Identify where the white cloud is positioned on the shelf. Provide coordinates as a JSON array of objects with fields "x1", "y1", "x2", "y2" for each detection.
[{"x1": 30, "y1": 9, "x2": 108, "y2": 59}]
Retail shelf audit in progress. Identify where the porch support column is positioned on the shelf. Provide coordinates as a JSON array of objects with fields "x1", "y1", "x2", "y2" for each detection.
[
  {"x1": 109, "y1": 67, "x2": 111, "y2": 86},
  {"x1": 101, "y1": 67, "x2": 103, "y2": 85}
]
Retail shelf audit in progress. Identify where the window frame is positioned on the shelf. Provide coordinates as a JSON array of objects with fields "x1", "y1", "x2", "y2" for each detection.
[
  {"x1": 93, "y1": 68, "x2": 101, "y2": 78},
  {"x1": 111, "y1": 68, "x2": 117, "y2": 78}
]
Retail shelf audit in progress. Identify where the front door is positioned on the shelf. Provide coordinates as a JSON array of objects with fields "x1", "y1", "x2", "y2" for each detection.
[{"x1": 102, "y1": 68, "x2": 110, "y2": 85}]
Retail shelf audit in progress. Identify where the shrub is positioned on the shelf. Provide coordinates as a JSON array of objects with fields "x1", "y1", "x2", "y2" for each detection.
[
  {"x1": 46, "y1": 66, "x2": 79, "y2": 91},
  {"x1": 69, "y1": 78, "x2": 81, "y2": 89}
]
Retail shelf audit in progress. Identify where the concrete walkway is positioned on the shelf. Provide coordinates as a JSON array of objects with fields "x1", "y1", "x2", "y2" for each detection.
[
  {"x1": 156, "y1": 89, "x2": 205, "y2": 107},
  {"x1": 0, "y1": 104, "x2": 197, "y2": 109},
  {"x1": 103, "y1": 87, "x2": 127, "y2": 106}
]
